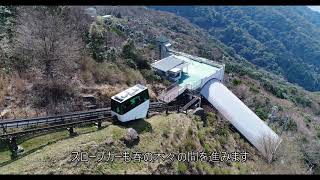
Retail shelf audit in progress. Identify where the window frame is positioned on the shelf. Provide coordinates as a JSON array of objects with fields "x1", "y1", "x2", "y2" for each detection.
[{"x1": 111, "y1": 89, "x2": 149, "y2": 115}]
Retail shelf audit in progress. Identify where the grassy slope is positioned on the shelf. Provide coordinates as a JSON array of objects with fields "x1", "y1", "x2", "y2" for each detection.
[
  {"x1": 0, "y1": 113, "x2": 192, "y2": 174},
  {"x1": 0, "y1": 111, "x2": 308, "y2": 174}
]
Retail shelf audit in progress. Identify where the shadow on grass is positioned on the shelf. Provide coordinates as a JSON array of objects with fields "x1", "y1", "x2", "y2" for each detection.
[
  {"x1": 125, "y1": 137, "x2": 140, "y2": 148},
  {"x1": 112, "y1": 118, "x2": 153, "y2": 134}
]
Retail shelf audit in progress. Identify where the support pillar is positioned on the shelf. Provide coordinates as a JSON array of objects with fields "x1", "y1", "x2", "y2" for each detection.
[
  {"x1": 67, "y1": 127, "x2": 77, "y2": 137},
  {"x1": 1, "y1": 121, "x2": 7, "y2": 134},
  {"x1": 9, "y1": 137, "x2": 18, "y2": 158},
  {"x1": 96, "y1": 121, "x2": 102, "y2": 129}
]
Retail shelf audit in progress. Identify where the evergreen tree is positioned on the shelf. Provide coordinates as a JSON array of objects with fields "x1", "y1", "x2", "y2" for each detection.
[{"x1": 88, "y1": 17, "x2": 107, "y2": 62}]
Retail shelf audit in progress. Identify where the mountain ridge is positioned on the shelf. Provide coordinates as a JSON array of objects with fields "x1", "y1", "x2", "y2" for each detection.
[{"x1": 149, "y1": 6, "x2": 320, "y2": 91}]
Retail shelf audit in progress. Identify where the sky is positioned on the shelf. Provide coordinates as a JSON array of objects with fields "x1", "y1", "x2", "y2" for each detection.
[{"x1": 308, "y1": 6, "x2": 320, "y2": 13}]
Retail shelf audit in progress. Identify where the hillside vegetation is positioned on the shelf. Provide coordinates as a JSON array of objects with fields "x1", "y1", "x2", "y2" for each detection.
[
  {"x1": 150, "y1": 6, "x2": 320, "y2": 91},
  {"x1": 0, "y1": 6, "x2": 319, "y2": 174}
]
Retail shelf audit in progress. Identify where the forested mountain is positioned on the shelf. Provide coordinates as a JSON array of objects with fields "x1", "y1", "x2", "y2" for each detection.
[
  {"x1": 149, "y1": 6, "x2": 320, "y2": 91},
  {"x1": 0, "y1": 6, "x2": 320, "y2": 174}
]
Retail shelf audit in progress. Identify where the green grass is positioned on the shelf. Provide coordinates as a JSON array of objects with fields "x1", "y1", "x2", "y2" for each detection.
[
  {"x1": 0, "y1": 113, "x2": 194, "y2": 174},
  {"x1": 195, "y1": 161, "x2": 232, "y2": 174},
  {"x1": 0, "y1": 124, "x2": 100, "y2": 166},
  {"x1": 0, "y1": 149, "x2": 11, "y2": 164}
]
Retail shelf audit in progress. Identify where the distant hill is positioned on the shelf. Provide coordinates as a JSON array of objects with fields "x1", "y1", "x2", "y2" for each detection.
[{"x1": 149, "y1": 6, "x2": 320, "y2": 91}]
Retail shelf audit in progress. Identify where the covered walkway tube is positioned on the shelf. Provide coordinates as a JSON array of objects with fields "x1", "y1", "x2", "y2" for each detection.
[{"x1": 200, "y1": 79, "x2": 282, "y2": 158}]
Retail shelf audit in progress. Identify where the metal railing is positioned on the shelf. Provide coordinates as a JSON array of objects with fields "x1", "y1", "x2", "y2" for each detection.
[
  {"x1": 0, "y1": 102, "x2": 184, "y2": 139},
  {"x1": 171, "y1": 51, "x2": 224, "y2": 69}
]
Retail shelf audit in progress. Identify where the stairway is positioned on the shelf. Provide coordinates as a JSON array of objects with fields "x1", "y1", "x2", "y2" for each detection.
[{"x1": 181, "y1": 96, "x2": 200, "y2": 112}]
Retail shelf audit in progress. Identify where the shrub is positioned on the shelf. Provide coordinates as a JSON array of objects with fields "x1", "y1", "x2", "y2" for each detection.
[
  {"x1": 303, "y1": 115, "x2": 312, "y2": 127},
  {"x1": 232, "y1": 78, "x2": 242, "y2": 86},
  {"x1": 140, "y1": 69, "x2": 161, "y2": 83},
  {"x1": 88, "y1": 19, "x2": 107, "y2": 62},
  {"x1": 255, "y1": 107, "x2": 269, "y2": 121},
  {"x1": 177, "y1": 162, "x2": 188, "y2": 174},
  {"x1": 174, "y1": 127, "x2": 183, "y2": 140},
  {"x1": 249, "y1": 86, "x2": 260, "y2": 94},
  {"x1": 162, "y1": 128, "x2": 170, "y2": 138},
  {"x1": 122, "y1": 39, "x2": 150, "y2": 69},
  {"x1": 81, "y1": 70, "x2": 93, "y2": 83},
  {"x1": 286, "y1": 118, "x2": 298, "y2": 132},
  {"x1": 181, "y1": 137, "x2": 197, "y2": 152},
  {"x1": 293, "y1": 95, "x2": 312, "y2": 108},
  {"x1": 187, "y1": 127, "x2": 193, "y2": 137},
  {"x1": 216, "y1": 135, "x2": 227, "y2": 146},
  {"x1": 206, "y1": 112, "x2": 217, "y2": 126},
  {"x1": 216, "y1": 125, "x2": 229, "y2": 137},
  {"x1": 106, "y1": 47, "x2": 117, "y2": 62},
  {"x1": 262, "y1": 80, "x2": 287, "y2": 99},
  {"x1": 125, "y1": 59, "x2": 137, "y2": 69},
  {"x1": 203, "y1": 143, "x2": 210, "y2": 154},
  {"x1": 123, "y1": 68, "x2": 144, "y2": 85},
  {"x1": 197, "y1": 130, "x2": 206, "y2": 145}
]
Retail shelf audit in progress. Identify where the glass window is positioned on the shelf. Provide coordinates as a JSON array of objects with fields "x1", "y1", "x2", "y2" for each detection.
[{"x1": 111, "y1": 89, "x2": 149, "y2": 115}]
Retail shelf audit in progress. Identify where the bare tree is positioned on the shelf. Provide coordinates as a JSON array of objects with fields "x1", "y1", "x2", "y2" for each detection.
[
  {"x1": 61, "y1": 6, "x2": 93, "y2": 38},
  {"x1": 14, "y1": 6, "x2": 84, "y2": 105},
  {"x1": 0, "y1": 37, "x2": 12, "y2": 71},
  {"x1": 0, "y1": 44, "x2": 4, "y2": 69},
  {"x1": 258, "y1": 133, "x2": 282, "y2": 163}
]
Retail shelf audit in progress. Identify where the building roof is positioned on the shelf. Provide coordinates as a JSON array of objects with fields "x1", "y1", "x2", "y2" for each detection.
[
  {"x1": 111, "y1": 84, "x2": 147, "y2": 103},
  {"x1": 151, "y1": 55, "x2": 188, "y2": 72}
]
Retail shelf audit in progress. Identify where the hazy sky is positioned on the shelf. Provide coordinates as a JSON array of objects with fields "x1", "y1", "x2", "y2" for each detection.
[{"x1": 308, "y1": 6, "x2": 320, "y2": 13}]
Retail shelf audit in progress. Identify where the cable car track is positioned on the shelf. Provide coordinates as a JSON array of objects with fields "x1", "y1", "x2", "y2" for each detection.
[{"x1": 0, "y1": 101, "x2": 188, "y2": 139}]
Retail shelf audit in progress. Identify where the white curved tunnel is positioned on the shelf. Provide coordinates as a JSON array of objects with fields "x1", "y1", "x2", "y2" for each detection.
[{"x1": 200, "y1": 79, "x2": 282, "y2": 156}]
